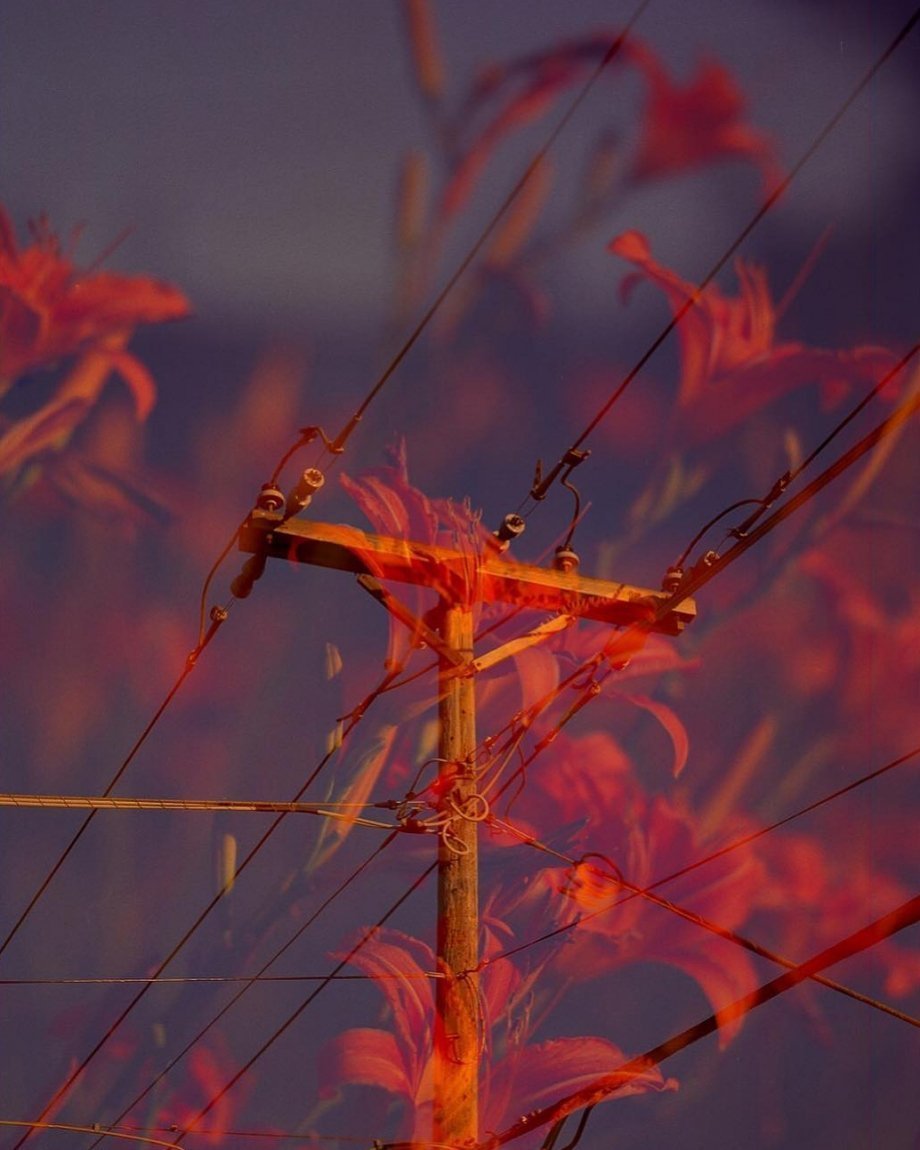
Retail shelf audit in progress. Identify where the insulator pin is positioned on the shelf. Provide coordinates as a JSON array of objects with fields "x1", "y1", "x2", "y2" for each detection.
[
  {"x1": 256, "y1": 484, "x2": 285, "y2": 512},
  {"x1": 493, "y1": 513, "x2": 526, "y2": 548},
  {"x1": 553, "y1": 546, "x2": 580, "y2": 573}
]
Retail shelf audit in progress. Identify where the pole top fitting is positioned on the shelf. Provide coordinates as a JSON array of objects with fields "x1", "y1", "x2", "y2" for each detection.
[
  {"x1": 493, "y1": 513, "x2": 526, "y2": 550},
  {"x1": 553, "y1": 546, "x2": 580, "y2": 574},
  {"x1": 286, "y1": 467, "x2": 326, "y2": 517},
  {"x1": 256, "y1": 483, "x2": 285, "y2": 513}
]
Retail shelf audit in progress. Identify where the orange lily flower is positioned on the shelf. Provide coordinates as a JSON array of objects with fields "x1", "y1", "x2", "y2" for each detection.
[
  {"x1": 318, "y1": 927, "x2": 673, "y2": 1141},
  {"x1": 627, "y1": 50, "x2": 781, "y2": 190},
  {"x1": 609, "y1": 230, "x2": 898, "y2": 442},
  {"x1": 0, "y1": 205, "x2": 189, "y2": 410}
]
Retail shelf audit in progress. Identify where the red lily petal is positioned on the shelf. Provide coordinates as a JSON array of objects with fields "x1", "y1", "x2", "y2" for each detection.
[
  {"x1": 318, "y1": 1027, "x2": 418, "y2": 1101},
  {"x1": 629, "y1": 52, "x2": 780, "y2": 190},
  {"x1": 487, "y1": 1036, "x2": 675, "y2": 1131},
  {"x1": 334, "y1": 928, "x2": 435, "y2": 1080},
  {"x1": 619, "y1": 692, "x2": 690, "y2": 776},
  {"x1": 0, "y1": 397, "x2": 88, "y2": 476}
]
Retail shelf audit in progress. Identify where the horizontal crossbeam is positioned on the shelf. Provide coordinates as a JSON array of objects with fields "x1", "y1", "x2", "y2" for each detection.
[{"x1": 239, "y1": 515, "x2": 695, "y2": 635}]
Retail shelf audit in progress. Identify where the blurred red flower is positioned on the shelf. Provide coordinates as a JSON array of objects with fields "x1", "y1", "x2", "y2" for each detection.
[
  {"x1": 627, "y1": 51, "x2": 781, "y2": 189},
  {"x1": 318, "y1": 926, "x2": 673, "y2": 1142},
  {"x1": 609, "y1": 230, "x2": 898, "y2": 442},
  {"x1": 0, "y1": 205, "x2": 189, "y2": 408},
  {"x1": 490, "y1": 730, "x2": 765, "y2": 1046}
]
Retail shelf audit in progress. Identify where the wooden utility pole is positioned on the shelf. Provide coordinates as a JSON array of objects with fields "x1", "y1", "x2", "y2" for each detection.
[
  {"x1": 433, "y1": 601, "x2": 478, "y2": 1146},
  {"x1": 238, "y1": 484, "x2": 695, "y2": 1147}
]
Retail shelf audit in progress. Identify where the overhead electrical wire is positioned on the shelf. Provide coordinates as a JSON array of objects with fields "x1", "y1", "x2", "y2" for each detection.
[
  {"x1": 0, "y1": 1121, "x2": 182, "y2": 1150},
  {"x1": 81, "y1": 833, "x2": 403, "y2": 1150},
  {"x1": 487, "y1": 813, "x2": 920, "y2": 1029},
  {"x1": 91, "y1": 1129, "x2": 378, "y2": 1146},
  {"x1": 7, "y1": 8, "x2": 917, "y2": 1147},
  {"x1": 151, "y1": 381, "x2": 920, "y2": 1136},
  {"x1": 483, "y1": 743, "x2": 920, "y2": 969},
  {"x1": 521, "y1": 6, "x2": 920, "y2": 509},
  {"x1": 673, "y1": 344, "x2": 919, "y2": 568},
  {"x1": 475, "y1": 894, "x2": 920, "y2": 1150},
  {"x1": 0, "y1": 972, "x2": 442, "y2": 986},
  {"x1": 0, "y1": 792, "x2": 401, "y2": 830}
]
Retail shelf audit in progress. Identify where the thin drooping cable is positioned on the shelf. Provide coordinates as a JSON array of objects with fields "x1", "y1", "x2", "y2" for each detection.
[
  {"x1": 524, "y1": 7, "x2": 920, "y2": 507},
  {"x1": 172, "y1": 861, "x2": 438, "y2": 1143},
  {"x1": 0, "y1": 793, "x2": 399, "y2": 830},
  {"x1": 1, "y1": 418, "x2": 328, "y2": 970},
  {"x1": 46, "y1": 379, "x2": 916, "y2": 1145},
  {"x1": 100, "y1": 1129, "x2": 378, "y2": 1145},
  {"x1": 476, "y1": 893, "x2": 920, "y2": 1150},
  {"x1": 323, "y1": 5, "x2": 650, "y2": 458},
  {"x1": 488, "y1": 815, "x2": 919, "y2": 1028},
  {"x1": 675, "y1": 343, "x2": 919, "y2": 565},
  {"x1": 671, "y1": 378, "x2": 920, "y2": 596},
  {"x1": 0, "y1": 1122, "x2": 181, "y2": 1150},
  {"x1": 0, "y1": 606, "x2": 228, "y2": 964},
  {"x1": 507, "y1": 372, "x2": 920, "y2": 803},
  {"x1": 792, "y1": 346, "x2": 919, "y2": 482},
  {"x1": 84, "y1": 834, "x2": 402, "y2": 1150},
  {"x1": 483, "y1": 743, "x2": 919, "y2": 969},
  {"x1": 1, "y1": 972, "x2": 441, "y2": 986},
  {"x1": 8, "y1": 662, "x2": 412, "y2": 1150}
]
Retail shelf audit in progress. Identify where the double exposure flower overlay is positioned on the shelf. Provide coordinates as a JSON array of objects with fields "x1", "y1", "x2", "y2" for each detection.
[
  {"x1": 0, "y1": 205, "x2": 189, "y2": 518},
  {"x1": 2, "y1": 5, "x2": 917, "y2": 1149}
]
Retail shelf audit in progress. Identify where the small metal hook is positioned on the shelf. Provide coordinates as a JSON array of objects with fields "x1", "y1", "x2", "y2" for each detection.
[{"x1": 556, "y1": 448, "x2": 591, "y2": 564}]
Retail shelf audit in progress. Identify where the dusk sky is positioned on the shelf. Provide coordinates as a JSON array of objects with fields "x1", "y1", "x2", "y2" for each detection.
[{"x1": 1, "y1": 4, "x2": 918, "y2": 1149}]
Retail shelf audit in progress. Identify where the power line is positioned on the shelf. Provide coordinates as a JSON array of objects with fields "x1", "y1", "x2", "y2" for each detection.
[
  {"x1": 487, "y1": 814, "x2": 920, "y2": 1029},
  {"x1": 0, "y1": 792, "x2": 400, "y2": 831},
  {"x1": 674, "y1": 344, "x2": 919, "y2": 566},
  {"x1": 524, "y1": 7, "x2": 920, "y2": 508},
  {"x1": 477, "y1": 893, "x2": 920, "y2": 1149},
  {"x1": 7, "y1": 661, "x2": 411, "y2": 1150},
  {"x1": 89, "y1": 1126, "x2": 403, "y2": 1145},
  {"x1": 0, "y1": 972, "x2": 441, "y2": 986},
  {"x1": 483, "y1": 744, "x2": 920, "y2": 969},
  {"x1": 0, "y1": 1121, "x2": 182, "y2": 1150},
  {"x1": 171, "y1": 861, "x2": 438, "y2": 1144},
  {"x1": 82, "y1": 833, "x2": 403, "y2": 1150}
]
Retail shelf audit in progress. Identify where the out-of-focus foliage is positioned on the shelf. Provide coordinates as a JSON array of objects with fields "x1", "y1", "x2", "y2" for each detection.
[{"x1": 0, "y1": 4, "x2": 917, "y2": 1150}]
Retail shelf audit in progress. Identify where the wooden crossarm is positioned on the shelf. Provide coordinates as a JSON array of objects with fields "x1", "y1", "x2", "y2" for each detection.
[{"x1": 239, "y1": 515, "x2": 696, "y2": 635}]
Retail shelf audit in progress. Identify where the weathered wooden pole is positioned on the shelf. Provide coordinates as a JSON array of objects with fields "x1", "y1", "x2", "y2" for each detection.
[
  {"x1": 432, "y1": 601, "x2": 479, "y2": 1146},
  {"x1": 236, "y1": 493, "x2": 695, "y2": 1147}
]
